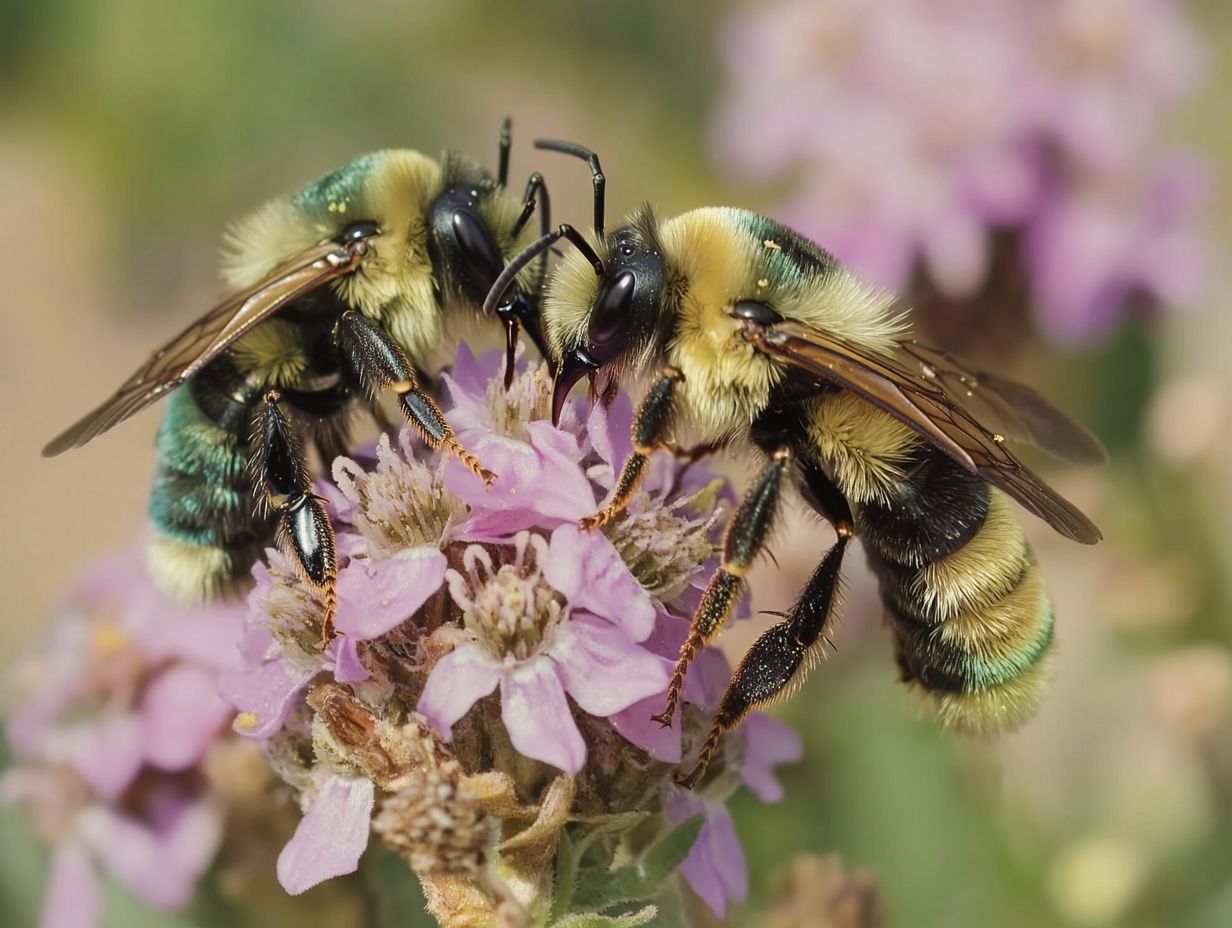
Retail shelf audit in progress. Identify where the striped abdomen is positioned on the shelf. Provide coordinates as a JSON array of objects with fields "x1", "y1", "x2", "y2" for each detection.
[
  {"x1": 801, "y1": 388, "x2": 1054, "y2": 732},
  {"x1": 147, "y1": 362, "x2": 268, "y2": 602},
  {"x1": 860, "y1": 451, "x2": 1054, "y2": 732}
]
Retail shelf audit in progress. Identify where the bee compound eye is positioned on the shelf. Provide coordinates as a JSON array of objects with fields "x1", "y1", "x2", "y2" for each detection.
[
  {"x1": 337, "y1": 220, "x2": 380, "y2": 244},
  {"x1": 588, "y1": 270, "x2": 636, "y2": 355},
  {"x1": 451, "y1": 209, "x2": 504, "y2": 288}
]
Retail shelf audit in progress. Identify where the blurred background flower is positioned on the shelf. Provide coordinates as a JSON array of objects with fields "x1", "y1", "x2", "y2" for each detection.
[{"x1": 2, "y1": 1, "x2": 1231, "y2": 926}]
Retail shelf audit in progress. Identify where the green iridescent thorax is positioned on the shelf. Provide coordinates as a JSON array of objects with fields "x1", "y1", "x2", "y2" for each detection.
[
  {"x1": 740, "y1": 210, "x2": 838, "y2": 290},
  {"x1": 291, "y1": 151, "x2": 384, "y2": 225}
]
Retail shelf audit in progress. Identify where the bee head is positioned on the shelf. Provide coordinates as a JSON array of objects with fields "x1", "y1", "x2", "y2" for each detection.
[
  {"x1": 480, "y1": 139, "x2": 670, "y2": 424},
  {"x1": 548, "y1": 217, "x2": 665, "y2": 424}
]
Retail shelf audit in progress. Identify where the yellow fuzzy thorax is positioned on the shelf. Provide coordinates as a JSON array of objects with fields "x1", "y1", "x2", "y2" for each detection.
[
  {"x1": 546, "y1": 206, "x2": 907, "y2": 444},
  {"x1": 223, "y1": 150, "x2": 445, "y2": 366},
  {"x1": 804, "y1": 391, "x2": 919, "y2": 504},
  {"x1": 659, "y1": 209, "x2": 781, "y2": 441},
  {"x1": 221, "y1": 150, "x2": 535, "y2": 374}
]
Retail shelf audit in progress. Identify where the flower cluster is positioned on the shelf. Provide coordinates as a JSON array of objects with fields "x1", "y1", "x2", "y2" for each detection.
[
  {"x1": 219, "y1": 347, "x2": 802, "y2": 924},
  {"x1": 2, "y1": 547, "x2": 242, "y2": 928},
  {"x1": 713, "y1": 0, "x2": 1208, "y2": 344}
]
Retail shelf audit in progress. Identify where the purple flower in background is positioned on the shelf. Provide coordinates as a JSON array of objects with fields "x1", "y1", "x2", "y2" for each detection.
[
  {"x1": 714, "y1": 0, "x2": 1208, "y2": 344},
  {"x1": 3, "y1": 546, "x2": 241, "y2": 928}
]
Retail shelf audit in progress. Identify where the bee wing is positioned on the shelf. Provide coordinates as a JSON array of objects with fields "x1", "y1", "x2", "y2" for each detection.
[
  {"x1": 43, "y1": 241, "x2": 366, "y2": 457},
  {"x1": 897, "y1": 341, "x2": 1106, "y2": 465},
  {"x1": 743, "y1": 319, "x2": 1102, "y2": 544}
]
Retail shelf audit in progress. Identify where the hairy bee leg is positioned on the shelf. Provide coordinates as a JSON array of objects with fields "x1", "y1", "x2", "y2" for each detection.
[
  {"x1": 678, "y1": 455, "x2": 856, "y2": 785},
  {"x1": 651, "y1": 447, "x2": 793, "y2": 728},
  {"x1": 334, "y1": 310, "x2": 494, "y2": 484},
  {"x1": 680, "y1": 535, "x2": 850, "y2": 787},
  {"x1": 581, "y1": 367, "x2": 682, "y2": 531},
  {"x1": 256, "y1": 391, "x2": 337, "y2": 644}
]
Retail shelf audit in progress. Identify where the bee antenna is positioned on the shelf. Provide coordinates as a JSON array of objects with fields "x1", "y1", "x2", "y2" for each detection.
[
  {"x1": 534, "y1": 139, "x2": 606, "y2": 238},
  {"x1": 483, "y1": 224, "x2": 605, "y2": 317}
]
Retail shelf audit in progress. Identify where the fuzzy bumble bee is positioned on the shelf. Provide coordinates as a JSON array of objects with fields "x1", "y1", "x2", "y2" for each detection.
[
  {"x1": 45, "y1": 123, "x2": 553, "y2": 623},
  {"x1": 487, "y1": 139, "x2": 1106, "y2": 786}
]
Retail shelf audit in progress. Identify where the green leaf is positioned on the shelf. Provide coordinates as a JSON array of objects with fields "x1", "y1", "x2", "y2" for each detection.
[
  {"x1": 550, "y1": 826, "x2": 581, "y2": 923},
  {"x1": 551, "y1": 904, "x2": 658, "y2": 927},
  {"x1": 550, "y1": 811, "x2": 655, "y2": 923},
  {"x1": 570, "y1": 816, "x2": 703, "y2": 912},
  {"x1": 361, "y1": 848, "x2": 432, "y2": 928}
]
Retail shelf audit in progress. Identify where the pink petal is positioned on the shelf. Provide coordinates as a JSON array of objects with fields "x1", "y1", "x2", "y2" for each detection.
[
  {"x1": 40, "y1": 841, "x2": 100, "y2": 928},
  {"x1": 277, "y1": 775, "x2": 374, "y2": 895},
  {"x1": 417, "y1": 644, "x2": 501, "y2": 738},
  {"x1": 333, "y1": 548, "x2": 447, "y2": 641},
  {"x1": 329, "y1": 637, "x2": 369, "y2": 683},
  {"x1": 549, "y1": 616, "x2": 668, "y2": 716},
  {"x1": 544, "y1": 524, "x2": 656, "y2": 641},
  {"x1": 445, "y1": 427, "x2": 596, "y2": 524},
  {"x1": 921, "y1": 207, "x2": 987, "y2": 298},
  {"x1": 585, "y1": 393, "x2": 634, "y2": 474},
  {"x1": 53, "y1": 714, "x2": 143, "y2": 800},
  {"x1": 663, "y1": 789, "x2": 748, "y2": 918},
  {"x1": 315, "y1": 476, "x2": 358, "y2": 524},
  {"x1": 499, "y1": 659, "x2": 586, "y2": 773},
  {"x1": 79, "y1": 804, "x2": 218, "y2": 910},
  {"x1": 140, "y1": 666, "x2": 233, "y2": 771},
  {"x1": 441, "y1": 343, "x2": 497, "y2": 417},
  {"x1": 738, "y1": 713, "x2": 803, "y2": 803},
  {"x1": 610, "y1": 694, "x2": 682, "y2": 763},
  {"x1": 218, "y1": 657, "x2": 315, "y2": 740},
  {"x1": 139, "y1": 600, "x2": 245, "y2": 670}
]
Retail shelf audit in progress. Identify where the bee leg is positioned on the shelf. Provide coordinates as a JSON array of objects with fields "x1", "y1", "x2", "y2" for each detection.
[
  {"x1": 680, "y1": 535, "x2": 850, "y2": 788},
  {"x1": 256, "y1": 390, "x2": 337, "y2": 645},
  {"x1": 679, "y1": 458, "x2": 855, "y2": 786},
  {"x1": 497, "y1": 173, "x2": 553, "y2": 387},
  {"x1": 334, "y1": 310, "x2": 494, "y2": 484},
  {"x1": 580, "y1": 367, "x2": 682, "y2": 530},
  {"x1": 498, "y1": 116, "x2": 512, "y2": 187},
  {"x1": 651, "y1": 446, "x2": 793, "y2": 728}
]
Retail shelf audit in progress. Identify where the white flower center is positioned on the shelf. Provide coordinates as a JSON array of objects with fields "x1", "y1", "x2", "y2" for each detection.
[
  {"x1": 447, "y1": 532, "x2": 563, "y2": 660},
  {"x1": 484, "y1": 362, "x2": 557, "y2": 440},
  {"x1": 334, "y1": 434, "x2": 465, "y2": 556},
  {"x1": 609, "y1": 482, "x2": 724, "y2": 601}
]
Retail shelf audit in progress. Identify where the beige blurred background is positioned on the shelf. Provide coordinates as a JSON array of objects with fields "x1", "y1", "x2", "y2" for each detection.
[{"x1": 3, "y1": 3, "x2": 1232, "y2": 926}]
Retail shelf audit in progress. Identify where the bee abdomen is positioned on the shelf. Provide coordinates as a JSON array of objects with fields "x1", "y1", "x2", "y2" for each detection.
[
  {"x1": 147, "y1": 379, "x2": 265, "y2": 603},
  {"x1": 861, "y1": 452, "x2": 1055, "y2": 733}
]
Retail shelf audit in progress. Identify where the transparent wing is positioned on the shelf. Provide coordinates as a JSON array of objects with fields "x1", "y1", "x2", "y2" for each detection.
[
  {"x1": 43, "y1": 241, "x2": 367, "y2": 457},
  {"x1": 897, "y1": 341, "x2": 1106, "y2": 465},
  {"x1": 743, "y1": 319, "x2": 1102, "y2": 544}
]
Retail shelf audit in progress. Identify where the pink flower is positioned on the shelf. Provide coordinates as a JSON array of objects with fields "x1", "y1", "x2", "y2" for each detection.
[
  {"x1": 4, "y1": 545, "x2": 240, "y2": 928},
  {"x1": 662, "y1": 711, "x2": 802, "y2": 918},
  {"x1": 713, "y1": 0, "x2": 1208, "y2": 343},
  {"x1": 419, "y1": 530, "x2": 667, "y2": 773},
  {"x1": 213, "y1": 346, "x2": 799, "y2": 907}
]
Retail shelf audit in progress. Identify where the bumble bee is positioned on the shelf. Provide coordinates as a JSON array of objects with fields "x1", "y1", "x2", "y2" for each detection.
[
  {"x1": 486, "y1": 139, "x2": 1106, "y2": 785},
  {"x1": 45, "y1": 122, "x2": 554, "y2": 623}
]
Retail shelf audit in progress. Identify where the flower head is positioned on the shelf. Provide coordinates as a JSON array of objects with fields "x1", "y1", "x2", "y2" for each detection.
[{"x1": 219, "y1": 347, "x2": 802, "y2": 922}]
